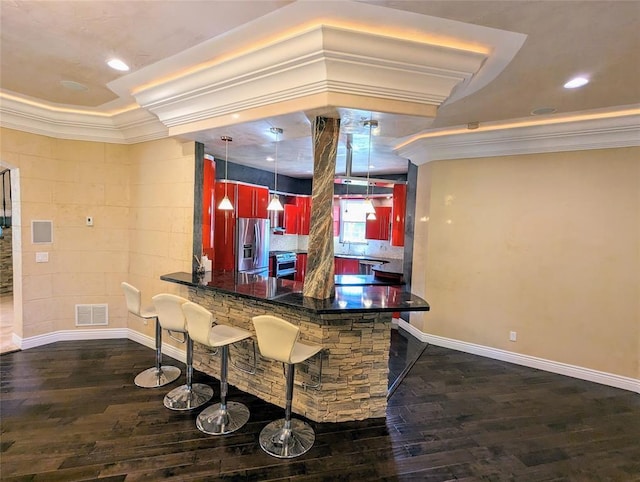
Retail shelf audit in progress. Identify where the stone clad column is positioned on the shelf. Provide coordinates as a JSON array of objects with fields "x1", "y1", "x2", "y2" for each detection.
[{"x1": 303, "y1": 117, "x2": 340, "y2": 300}]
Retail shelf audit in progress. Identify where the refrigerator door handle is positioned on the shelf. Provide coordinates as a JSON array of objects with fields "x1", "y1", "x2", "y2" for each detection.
[{"x1": 254, "y1": 223, "x2": 260, "y2": 265}]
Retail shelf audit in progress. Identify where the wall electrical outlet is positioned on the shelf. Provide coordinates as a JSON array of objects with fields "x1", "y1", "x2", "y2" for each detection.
[
  {"x1": 35, "y1": 252, "x2": 49, "y2": 263},
  {"x1": 509, "y1": 331, "x2": 517, "y2": 342},
  {"x1": 86, "y1": 216, "x2": 94, "y2": 226}
]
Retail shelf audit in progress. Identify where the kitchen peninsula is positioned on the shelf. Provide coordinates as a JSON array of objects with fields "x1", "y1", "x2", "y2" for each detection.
[{"x1": 161, "y1": 270, "x2": 429, "y2": 422}]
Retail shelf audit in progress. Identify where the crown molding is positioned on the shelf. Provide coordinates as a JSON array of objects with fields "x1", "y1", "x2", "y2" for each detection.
[
  {"x1": 132, "y1": 25, "x2": 488, "y2": 130},
  {"x1": 1, "y1": 1, "x2": 526, "y2": 147},
  {"x1": 398, "y1": 109, "x2": 640, "y2": 163},
  {"x1": 0, "y1": 94, "x2": 168, "y2": 144}
]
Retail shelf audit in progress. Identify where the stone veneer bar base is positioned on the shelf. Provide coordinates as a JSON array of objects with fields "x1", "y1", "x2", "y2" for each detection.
[{"x1": 188, "y1": 287, "x2": 391, "y2": 423}]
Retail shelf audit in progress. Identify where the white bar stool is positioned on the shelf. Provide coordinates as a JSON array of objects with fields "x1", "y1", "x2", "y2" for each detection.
[
  {"x1": 152, "y1": 294, "x2": 214, "y2": 411},
  {"x1": 121, "y1": 282, "x2": 180, "y2": 388},
  {"x1": 252, "y1": 314, "x2": 323, "y2": 458},
  {"x1": 182, "y1": 301, "x2": 253, "y2": 435}
]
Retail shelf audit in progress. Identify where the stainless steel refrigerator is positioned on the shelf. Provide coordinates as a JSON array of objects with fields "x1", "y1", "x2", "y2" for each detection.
[{"x1": 236, "y1": 218, "x2": 270, "y2": 276}]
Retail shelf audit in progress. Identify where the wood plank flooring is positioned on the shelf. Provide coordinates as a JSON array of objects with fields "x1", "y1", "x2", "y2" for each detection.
[
  {"x1": 1, "y1": 338, "x2": 639, "y2": 481},
  {"x1": 0, "y1": 294, "x2": 19, "y2": 355}
]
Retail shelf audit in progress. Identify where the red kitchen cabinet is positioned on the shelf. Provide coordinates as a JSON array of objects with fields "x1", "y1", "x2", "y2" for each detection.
[
  {"x1": 296, "y1": 196, "x2": 312, "y2": 235},
  {"x1": 237, "y1": 183, "x2": 269, "y2": 218},
  {"x1": 342, "y1": 258, "x2": 360, "y2": 274},
  {"x1": 333, "y1": 203, "x2": 340, "y2": 237},
  {"x1": 213, "y1": 181, "x2": 237, "y2": 270},
  {"x1": 391, "y1": 184, "x2": 406, "y2": 246},
  {"x1": 202, "y1": 156, "x2": 215, "y2": 259},
  {"x1": 334, "y1": 257, "x2": 359, "y2": 274},
  {"x1": 283, "y1": 204, "x2": 299, "y2": 234},
  {"x1": 295, "y1": 253, "x2": 307, "y2": 282},
  {"x1": 365, "y1": 206, "x2": 391, "y2": 240}
]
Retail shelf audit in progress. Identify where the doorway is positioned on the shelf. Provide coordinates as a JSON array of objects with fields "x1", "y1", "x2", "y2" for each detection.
[{"x1": 0, "y1": 165, "x2": 21, "y2": 354}]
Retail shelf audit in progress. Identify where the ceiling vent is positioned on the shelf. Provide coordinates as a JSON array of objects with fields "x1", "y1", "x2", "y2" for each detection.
[{"x1": 75, "y1": 304, "x2": 108, "y2": 326}]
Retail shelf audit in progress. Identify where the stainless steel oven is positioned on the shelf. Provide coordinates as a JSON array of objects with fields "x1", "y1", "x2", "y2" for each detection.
[{"x1": 272, "y1": 251, "x2": 297, "y2": 280}]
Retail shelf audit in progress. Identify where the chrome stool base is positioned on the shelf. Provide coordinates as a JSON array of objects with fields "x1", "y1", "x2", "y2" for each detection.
[
  {"x1": 134, "y1": 366, "x2": 181, "y2": 388},
  {"x1": 259, "y1": 418, "x2": 315, "y2": 459},
  {"x1": 163, "y1": 383, "x2": 213, "y2": 411},
  {"x1": 196, "y1": 401, "x2": 250, "y2": 435}
]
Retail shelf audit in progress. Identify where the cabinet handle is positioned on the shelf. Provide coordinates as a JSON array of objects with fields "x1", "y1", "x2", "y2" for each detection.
[{"x1": 252, "y1": 190, "x2": 256, "y2": 216}]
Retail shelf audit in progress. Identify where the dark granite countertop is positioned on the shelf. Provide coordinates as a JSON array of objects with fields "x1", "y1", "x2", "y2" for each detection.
[
  {"x1": 160, "y1": 271, "x2": 429, "y2": 315},
  {"x1": 334, "y1": 274, "x2": 404, "y2": 286},
  {"x1": 372, "y1": 259, "x2": 404, "y2": 276},
  {"x1": 282, "y1": 250, "x2": 397, "y2": 263}
]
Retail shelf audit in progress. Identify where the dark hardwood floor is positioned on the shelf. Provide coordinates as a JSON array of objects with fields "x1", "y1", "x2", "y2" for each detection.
[{"x1": 1, "y1": 336, "x2": 639, "y2": 481}]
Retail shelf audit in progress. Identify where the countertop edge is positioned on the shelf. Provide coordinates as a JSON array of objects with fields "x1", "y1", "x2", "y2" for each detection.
[{"x1": 160, "y1": 272, "x2": 430, "y2": 315}]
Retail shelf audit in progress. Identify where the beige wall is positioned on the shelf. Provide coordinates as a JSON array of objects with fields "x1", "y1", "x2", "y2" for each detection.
[
  {"x1": 411, "y1": 147, "x2": 640, "y2": 379},
  {"x1": 0, "y1": 128, "x2": 195, "y2": 341},
  {"x1": 125, "y1": 138, "x2": 195, "y2": 344},
  {"x1": 3, "y1": 125, "x2": 638, "y2": 381}
]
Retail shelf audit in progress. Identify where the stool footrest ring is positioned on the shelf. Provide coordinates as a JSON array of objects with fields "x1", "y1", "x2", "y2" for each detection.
[{"x1": 231, "y1": 338, "x2": 257, "y2": 375}]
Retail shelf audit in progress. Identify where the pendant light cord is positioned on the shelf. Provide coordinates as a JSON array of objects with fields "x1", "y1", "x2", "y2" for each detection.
[
  {"x1": 222, "y1": 135, "x2": 232, "y2": 196},
  {"x1": 366, "y1": 117, "x2": 372, "y2": 198},
  {"x1": 274, "y1": 129, "x2": 279, "y2": 193},
  {"x1": 270, "y1": 127, "x2": 283, "y2": 196},
  {"x1": 225, "y1": 138, "x2": 228, "y2": 196},
  {"x1": 364, "y1": 117, "x2": 377, "y2": 197}
]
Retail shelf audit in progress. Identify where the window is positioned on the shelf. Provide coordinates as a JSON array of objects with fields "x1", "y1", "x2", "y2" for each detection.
[{"x1": 340, "y1": 199, "x2": 368, "y2": 243}]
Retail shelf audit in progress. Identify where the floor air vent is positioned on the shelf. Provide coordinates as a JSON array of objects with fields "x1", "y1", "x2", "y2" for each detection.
[{"x1": 75, "y1": 304, "x2": 108, "y2": 326}]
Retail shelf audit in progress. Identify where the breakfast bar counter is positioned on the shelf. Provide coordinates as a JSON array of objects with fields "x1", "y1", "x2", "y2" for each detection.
[{"x1": 160, "y1": 271, "x2": 429, "y2": 422}]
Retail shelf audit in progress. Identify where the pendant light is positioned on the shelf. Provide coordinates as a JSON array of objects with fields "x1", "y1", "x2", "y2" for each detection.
[
  {"x1": 267, "y1": 127, "x2": 284, "y2": 212},
  {"x1": 363, "y1": 118, "x2": 377, "y2": 219},
  {"x1": 366, "y1": 181, "x2": 377, "y2": 220},
  {"x1": 217, "y1": 136, "x2": 234, "y2": 211}
]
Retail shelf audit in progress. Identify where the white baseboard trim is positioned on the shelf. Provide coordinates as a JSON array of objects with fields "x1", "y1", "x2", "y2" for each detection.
[
  {"x1": 397, "y1": 319, "x2": 640, "y2": 394},
  {"x1": 17, "y1": 328, "x2": 129, "y2": 350},
  {"x1": 14, "y1": 324, "x2": 638, "y2": 395},
  {"x1": 14, "y1": 328, "x2": 186, "y2": 363}
]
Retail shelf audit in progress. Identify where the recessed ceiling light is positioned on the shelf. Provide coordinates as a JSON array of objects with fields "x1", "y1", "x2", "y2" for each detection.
[
  {"x1": 564, "y1": 76, "x2": 589, "y2": 89},
  {"x1": 60, "y1": 80, "x2": 88, "y2": 91},
  {"x1": 531, "y1": 106, "x2": 557, "y2": 116},
  {"x1": 266, "y1": 156, "x2": 275, "y2": 162},
  {"x1": 107, "y1": 58, "x2": 129, "y2": 72}
]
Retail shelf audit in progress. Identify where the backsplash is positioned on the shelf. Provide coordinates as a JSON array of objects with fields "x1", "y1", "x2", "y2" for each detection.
[
  {"x1": 334, "y1": 239, "x2": 404, "y2": 259},
  {"x1": 269, "y1": 232, "x2": 403, "y2": 260},
  {"x1": 269, "y1": 233, "x2": 299, "y2": 252}
]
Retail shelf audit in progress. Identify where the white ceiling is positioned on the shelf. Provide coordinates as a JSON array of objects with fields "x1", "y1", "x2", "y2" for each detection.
[{"x1": 1, "y1": 0, "x2": 638, "y2": 178}]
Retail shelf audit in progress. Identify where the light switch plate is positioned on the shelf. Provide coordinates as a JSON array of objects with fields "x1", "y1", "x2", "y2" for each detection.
[{"x1": 36, "y1": 252, "x2": 49, "y2": 263}]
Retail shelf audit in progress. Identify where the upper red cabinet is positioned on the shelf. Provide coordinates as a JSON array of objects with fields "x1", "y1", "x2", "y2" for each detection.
[
  {"x1": 213, "y1": 181, "x2": 237, "y2": 270},
  {"x1": 365, "y1": 206, "x2": 391, "y2": 241},
  {"x1": 237, "y1": 183, "x2": 269, "y2": 218},
  {"x1": 283, "y1": 203, "x2": 299, "y2": 234},
  {"x1": 202, "y1": 157, "x2": 216, "y2": 259},
  {"x1": 296, "y1": 196, "x2": 312, "y2": 235},
  {"x1": 391, "y1": 184, "x2": 406, "y2": 246}
]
